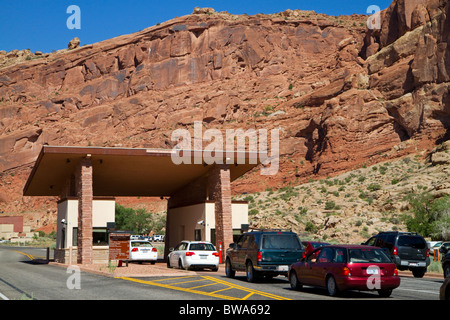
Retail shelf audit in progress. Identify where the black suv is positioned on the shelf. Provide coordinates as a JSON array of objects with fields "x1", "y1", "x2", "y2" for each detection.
[
  {"x1": 225, "y1": 229, "x2": 304, "y2": 282},
  {"x1": 362, "y1": 231, "x2": 430, "y2": 278}
]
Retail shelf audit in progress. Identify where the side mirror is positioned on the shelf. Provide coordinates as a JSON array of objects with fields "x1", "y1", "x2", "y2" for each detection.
[
  {"x1": 169, "y1": 247, "x2": 174, "y2": 252},
  {"x1": 229, "y1": 243, "x2": 236, "y2": 249}
]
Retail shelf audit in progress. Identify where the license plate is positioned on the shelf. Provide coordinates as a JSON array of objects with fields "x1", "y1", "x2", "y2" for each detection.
[
  {"x1": 366, "y1": 267, "x2": 379, "y2": 274},
  {"x1": 141, "y1": 249, "x2": 149, "y2": 252},
  {"x1": 200, "y1": 255, "x2": 207, "y2": 259},
  {"x1": 409, "y1": 262, "x2": 418, "y2": 266},
  {"x1": 277, "y1": 265, "x2": 288, "y2": 271}
]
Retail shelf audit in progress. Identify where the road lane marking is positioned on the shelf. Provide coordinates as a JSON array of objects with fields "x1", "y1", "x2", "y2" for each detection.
[
  {"x1": 201, "y1": 276, "x2": 291, "y2": 300},
  {"x1": 0, "y1": 292, "x2": 9, "y2": 300},
  {"x1": 117, "y1": 275, "x2": 291, "y2": 300},
  {"x1": 117, "y1": 276, "x2": 240, "y2": 300},
  {"x1": 13, "y1": 250, "x2": 35, "y2": 261},
  {"x1": 395, "y1": 288, "x2": 439, "y2": 295}
]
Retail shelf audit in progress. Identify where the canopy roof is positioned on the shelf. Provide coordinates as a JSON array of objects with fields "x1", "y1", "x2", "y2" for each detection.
[{"x1": 23, "y1": 146, "x2": 261, "y2": 197}]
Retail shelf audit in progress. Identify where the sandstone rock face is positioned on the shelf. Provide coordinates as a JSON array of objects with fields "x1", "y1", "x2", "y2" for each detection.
[{"x1": 0, "y1": 1, "x2": 449, "y2": 223}]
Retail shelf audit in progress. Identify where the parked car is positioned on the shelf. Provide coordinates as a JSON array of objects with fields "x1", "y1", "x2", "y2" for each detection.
[
  {"x1": 130, "y1": 235, "x2": 140, "y2": 240},
  {"x1": 302, "y1": 241, "x2": 330, "y2": 256},
  {"x1": 440, "y1": 275, "x2": 450, "y2": 300},
  {"x1": 439, "y1": 242, "x2": 450, "y2": 255},
  {"x1": 428, "y1": 242, "x2": 442, "y2": 255},
  {"x1": 167, "y1": 241, "x2": 219, "y2": 271},
  {"x1": 362, "y1": 231, "x2": 430, "y2": 278},
  {"x1": 129, "y1": 240, "x2": 158, "y2": 264},
  {"x1": 442, "y1": 250, "x2": 450, "y2": 278},
  {"x1": 153, "y1": 235, "x2": 164, "y2": 242},
  {"x1": 225, "y1": 229, "x2": 305, "y2": 282},
  {"x1": 289, "y1": 245, "x2": 400, "y2": 297}
]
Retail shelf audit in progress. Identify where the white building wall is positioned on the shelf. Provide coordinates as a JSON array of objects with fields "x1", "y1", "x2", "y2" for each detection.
[
  {"x1": 56, "y1": 199, "x2": 115, "y2": 249},
  {"x1": 167, "y1": 201, "x2": 248, "y2": 249}
]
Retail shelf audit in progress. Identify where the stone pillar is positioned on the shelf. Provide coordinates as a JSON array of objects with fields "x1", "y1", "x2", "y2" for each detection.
[
  {"x1": 76, "y1": 157, "x2": 93, "y2": 264},
  {"x1": 208, "y1": 164, "x2": 233, "y2": 262}
]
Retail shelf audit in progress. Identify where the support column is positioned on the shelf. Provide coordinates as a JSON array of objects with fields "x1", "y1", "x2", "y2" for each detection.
[
  {"x1": 76, "y1": 156, "x2": 93, "y2": 264},
  {"x1": 208, "y1": 164, "x2": 233, "y2": 262}
]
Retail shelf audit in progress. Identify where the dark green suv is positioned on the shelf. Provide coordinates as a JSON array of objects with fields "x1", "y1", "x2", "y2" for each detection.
[{"x1": 225, "y1": 229, "x2": 305, "y2": 282}]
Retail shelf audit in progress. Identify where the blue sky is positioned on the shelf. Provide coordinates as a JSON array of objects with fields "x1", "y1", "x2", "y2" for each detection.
[{"x1": 0, "y1": 0, "x2": 392, "y2": 53}]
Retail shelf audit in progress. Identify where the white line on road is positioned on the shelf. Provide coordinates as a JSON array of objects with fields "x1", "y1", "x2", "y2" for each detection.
[
  {"x1": 396, "y1": 288, "x2": 439, "y2": 295},
  {"x1": 0, "y1": 292, "x2": 9, "y2": 300}
]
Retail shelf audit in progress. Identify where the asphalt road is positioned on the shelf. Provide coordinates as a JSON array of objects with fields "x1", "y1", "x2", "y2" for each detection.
[{"x1": 0, "y1": 246, "x2": 443, "y2": 302}]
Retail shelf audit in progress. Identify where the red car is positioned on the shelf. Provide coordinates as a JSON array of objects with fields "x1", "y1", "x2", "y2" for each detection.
[
  {"x1": 289, "y1": 245, "x2": 400, "y2": 297},
  {"x1": 302, "y1": 241, "x2": 330, "y2": 256}
]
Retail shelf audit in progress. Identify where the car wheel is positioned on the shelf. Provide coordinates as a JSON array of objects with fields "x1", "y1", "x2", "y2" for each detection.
[
  {"x1": 378, "y1": 289, "x2": 393, "y2": 298},
  {"x1": 178, "y1": 258, "x2": 185, "y2": 270},
  {"x1": 225, "y1": 258, "x2": 235, "y2": 278},
  {"x1": 289, "y1": 271, "x2": 302, "y2": 291},
  {"x1": 246, "y1": 261, "x2": 258, "y2": 283},
  {"x1": 326, "y1": 275, "x2": 339, "y2": 297},
  {"x1": 412, "y1": 268, "x2": 426, "y2": 278}
]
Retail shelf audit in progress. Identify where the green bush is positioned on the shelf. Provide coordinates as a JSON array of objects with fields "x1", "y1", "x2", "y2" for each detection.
[
  {"x1": 404, "y1": 193, "x2": 450, "y2": 239},
  {"x1": 367, "y1": 183, "x2": 382, "y2": 191},
  {"x1": 325, "y1": 201, "x2": 336, "y2": 210}
]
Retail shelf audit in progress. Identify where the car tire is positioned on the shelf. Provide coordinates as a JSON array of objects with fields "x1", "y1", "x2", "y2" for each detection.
[
  {"x1": 378, "y1": 289, "x2": 393, "y2": 298},
  {"x1": 178, "y1": 258, "x2": 185, "y2": 270},
  {"x1": 246, "y1": 261, "x2": 258, "y2": 283},
  {"x1": 225, "y1": 258, "x2": 235, "y2": 278},
  {"x1": 326, "y1": 275, "x2": 339, "y2": 297},
  {"x1": 412, "y1": 268, "x2": 426, "y2": 278},
  {"x1": 289, "y1": 271, "x2": 302, "y2": 291}
]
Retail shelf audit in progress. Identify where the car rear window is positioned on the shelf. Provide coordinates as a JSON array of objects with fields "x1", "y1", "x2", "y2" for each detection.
[
  {"x1": 397, "y1": 235, "x2": 427, "y2": 249},
  {"x1": 189, "y1": 243, "x2": 215, "y2": 251},
  {"x1": 131, "y1": 241, "x2": 153, "y2": 247},
  {"x1": 349, "y1": 248, "x2": 392, "y2": 263},
  {"x1": 262, "y1": 234, "x2": 301, "y2": 250}
]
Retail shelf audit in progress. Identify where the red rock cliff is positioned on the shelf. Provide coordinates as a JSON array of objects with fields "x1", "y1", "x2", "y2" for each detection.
[{"x1": 0, "y1": 2, "x2": 449, "y2": 220}]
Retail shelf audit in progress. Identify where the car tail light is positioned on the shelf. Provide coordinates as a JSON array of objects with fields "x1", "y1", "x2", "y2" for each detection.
[
  {"x1": 185, "y1": 252, "x2": 195, "y2": 256},
  {"x1": 394, "y1": 268, "x2": 398, "y2": 276},
  {"x1": 393, "y1": 246, "x2": 398, "y2": 255},
  {"x1": 257, "y1": 251, "x2": 262, "y2": 262},
  {"x1": 302, "y1": 251, "x2": 305, "y2": 259},
  {"x1": 152, "y1": 248, "x2": 157, "y2": 252},
  {"x1": 212, "y1": 252, "x2": 219, "y2": 257},
  {"x1": 131, "y1": 248, "x2": 138, "y2": 252},
  {"x1": 343, "y1": 267, "x2": 351, "y2": 277},
  {"x1": 426, "y1": 248, "x2": 429, "y2": 257}
]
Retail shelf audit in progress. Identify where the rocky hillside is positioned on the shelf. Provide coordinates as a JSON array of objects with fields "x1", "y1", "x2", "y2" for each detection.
[
  {"x1": 0, "y1": 1, "x2": 449, "y2": 233},
  {"x1": 234, "y1": 141, "x2": 450, "y2": 244}
]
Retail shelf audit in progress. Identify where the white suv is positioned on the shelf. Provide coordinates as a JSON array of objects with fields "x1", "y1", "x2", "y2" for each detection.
[{"x1": 167, "y1": 241, "x2": 219, "y2": 271}]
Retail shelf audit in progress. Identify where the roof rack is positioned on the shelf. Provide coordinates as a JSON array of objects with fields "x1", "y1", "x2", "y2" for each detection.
[
  {"x1": 246, "y1": 227, "x2": 293, "y2": 232},
  {"x1": 379, "y1": 231, "x2": 419, "y2": 235}
]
